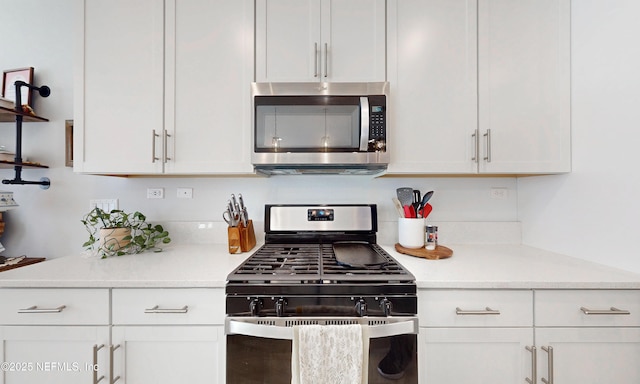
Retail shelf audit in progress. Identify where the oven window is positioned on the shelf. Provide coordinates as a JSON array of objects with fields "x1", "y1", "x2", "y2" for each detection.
[{"x1": 226, "y1": 335, "x2": 417, "y2": 383}]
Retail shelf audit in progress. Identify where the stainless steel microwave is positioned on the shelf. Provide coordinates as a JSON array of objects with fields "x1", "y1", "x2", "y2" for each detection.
[{"x1": 251, "y1": 82, "x2": 389, "y2": 175}]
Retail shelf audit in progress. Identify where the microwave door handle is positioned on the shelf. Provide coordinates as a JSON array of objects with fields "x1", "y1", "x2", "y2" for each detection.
[{"x1": 359, "y1": 96, "x2": 370, "y2": 151}]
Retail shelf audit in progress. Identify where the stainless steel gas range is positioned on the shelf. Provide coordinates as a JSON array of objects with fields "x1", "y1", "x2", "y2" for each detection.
[{"x1": 225, "y1": 204, "x2": 418, "y2": 383}]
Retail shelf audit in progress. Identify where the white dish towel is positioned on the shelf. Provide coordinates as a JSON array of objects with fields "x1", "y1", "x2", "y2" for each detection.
[{"x1": 291, "y1": 324, "x2": 369, "y2": 384}]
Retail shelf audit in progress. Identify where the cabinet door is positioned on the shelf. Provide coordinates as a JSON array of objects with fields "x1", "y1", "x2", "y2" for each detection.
[
  {"x1": 535, "y1": 328, "x2": 640, "y2": 384},
  {"x1": 321, "y1": 0, "x2": 386, "y2": 82},
  {"x1": 75, "y1": 0, "x2": 164, "y2": 174},
  {"x1": 164, "y1": 0, "x2": 254, "y2": 174},
  {"x1": 256, "y1": 0, "x2": 386, "y2": 82},
  {"x1": 478, "y1": 0, "x2": 570, "y2": 173},
  {"x1": 419, "y1": 327, "x2": 534, "y2": 383},
  {"x1": 111, "y1": 326, "x2": 224, "y2": 384},
  {"x1": 0, "y1": 326, "x2": 110, "y2": 384},
  {"x1": 256, "y1": 0, "x2": 321, "y2": 82},
  {"x1": 386, "y1": 0, "x2": 478, "y2": 174}
]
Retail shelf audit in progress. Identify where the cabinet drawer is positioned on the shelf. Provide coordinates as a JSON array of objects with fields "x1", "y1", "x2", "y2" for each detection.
[
  {"x1": 0, "y1": 288, "x2": 109, "y2": 325},
  {"x1": 112, "y1": 288, "x2": 224, "y2": 325},
  {"x1": 419, "y1": 289, "x2": 533, "y2": 327},
  {"x1": 535, "y1": 290, "x2": 640, "y2": 327}
]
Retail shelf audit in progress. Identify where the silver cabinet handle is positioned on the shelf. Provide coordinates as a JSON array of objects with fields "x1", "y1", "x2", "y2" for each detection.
[
  {"x1": 144, "y1": 305, "x2": 189, "y2": 314},
  {"x1": 541, "y1": 346, "x2": 554, "y2": 384},
  {"x1": 483, "y1": 129, "x2": 491, "y2": 162},
  {"x1": 110, "y1": 345, "x2": 121, "y2": 384},
  {"x1": 580, "y1": 306, "x2": 631, "y2": 315},
  {"x1": 455, "y1": 307, "x2": 500, "y2": 315},
  {"x1": 323, "y1": 43, "x2": 328, "y2": 78},
  {"x1": 471, "y1": 130, "x2": 479, "y2": 162},
  {"x1": 18, "y1": 305, "x2": 66, "y2": 313},
  {"x1": 163, "y1": 129, "x2": 171, "y2": 163},
  {"x1": 525, "y1": 346, "x2": 537, "y2": 384},
  {"x1": 152, "y1": 129, "x2": 160, "y2": 162},
  {"x1": 93, "y1": 344, "x2": 105, "y2": 384},
  {"x1": 314, "y1": 42, "x2": 319, "y2": 77}
]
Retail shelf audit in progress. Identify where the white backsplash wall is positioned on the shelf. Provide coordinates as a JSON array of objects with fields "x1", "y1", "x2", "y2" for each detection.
[
  {"x1": 518, "y1": 0, "x2": 640, "y2": 274},
  {"x1": 0, "y1": 0, "x2": 521, "y2": 259}
]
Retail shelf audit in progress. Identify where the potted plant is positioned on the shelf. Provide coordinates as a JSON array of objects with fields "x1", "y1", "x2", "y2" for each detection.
[{"x1": 81, "y1": 207, "x2": 171, "y2": 258}]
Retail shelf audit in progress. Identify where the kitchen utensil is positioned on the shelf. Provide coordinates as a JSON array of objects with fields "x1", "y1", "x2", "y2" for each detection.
[
  {"x1": 420, "y1": 203, "x2": 433, "y2": 219},
  {"x1": 392, "y1": 197, "x2": 405, "y2": 218},
  {"x1": 396, "y1": 187, "x2": 414, "y2": 208},
  {"x1": 412, "y1": 190, "x2": 421, "y2": 212},
  {"x1": 417, "y1": 190, "x2": 434, "y2": 217},
  {"x1": 238, "y1": 194, "x2": 248, "y2": 226},
  {"x1": 403, "y1": 205, "x2": 416, "y2": 219},
  {"x1": 224, "y1": 200, "x2": 240, "y2": 227}
]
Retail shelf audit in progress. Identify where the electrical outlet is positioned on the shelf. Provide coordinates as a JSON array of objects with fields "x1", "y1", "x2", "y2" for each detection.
[
  {"x1": 90, "y1": 199, "x2": 118, "y2": 211},
  {"x1": 177, "y1": 187, "x2": 193, "y2": 199},
  {"x1": 147, "y1": 188, "x2": 164, "y2": 199},
  {"x1": 490, "y1": 187, "x2": 508, "y2": 200}
]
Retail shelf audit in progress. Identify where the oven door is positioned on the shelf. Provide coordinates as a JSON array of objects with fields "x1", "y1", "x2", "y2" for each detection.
[{"x1": 226, "y1": 317, "x2": 418, "y2": 384}]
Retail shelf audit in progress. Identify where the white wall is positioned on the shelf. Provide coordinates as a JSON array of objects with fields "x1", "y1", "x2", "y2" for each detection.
[
  {"x1": 0, "y1": 0, "x2": 518, "y2": 259},
  {"x1": 519, "y1": 0, "x2": 640, "y2": 273}
]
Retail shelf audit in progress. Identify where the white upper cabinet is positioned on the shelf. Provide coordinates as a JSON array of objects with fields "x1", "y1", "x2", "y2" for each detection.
[
  {"x1": 387, "y1": 0, "x2": 570, "y2": 175},
  {"x1": 478, "y1": 0, "x2": 571, "y2": 174},
  {"x1": 74, "y1": 0, "x2": 254, "y2": 175},
  {"x1": 255, "y1": 0, "x2": 386, "y2": 82},
  {"x1": 74, "y1": 0, "x2": 165, "y2": 174},
  {"x1": 387, "y1": 0, "x2": 478, "y2": 174},
  {"x1": 164, "y1": 0, "x2": 254, "y2": 174}
]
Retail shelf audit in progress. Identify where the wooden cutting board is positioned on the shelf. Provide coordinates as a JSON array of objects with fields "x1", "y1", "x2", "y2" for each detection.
[{"x1": 394, "y1": 243, "x2": 453, "y2": 260}]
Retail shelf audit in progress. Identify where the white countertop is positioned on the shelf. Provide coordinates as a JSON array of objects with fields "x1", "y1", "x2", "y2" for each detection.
[{"x1": 0, "y1": 243, "x2": 639, "y2": 289}]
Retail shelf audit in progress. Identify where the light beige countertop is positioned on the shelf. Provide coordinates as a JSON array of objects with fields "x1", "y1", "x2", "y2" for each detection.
[{"x1": 0, "y1": 243, "x2": 638, "y2": 289}]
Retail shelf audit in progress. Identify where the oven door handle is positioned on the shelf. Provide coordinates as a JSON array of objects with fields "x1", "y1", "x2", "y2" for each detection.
[{"x1": 226, "y1": 318, "x2": 418, "y2": 341}]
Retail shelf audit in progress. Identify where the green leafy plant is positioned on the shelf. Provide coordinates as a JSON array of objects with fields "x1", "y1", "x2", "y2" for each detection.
[{"x1": 81, "y1": 207, "x2": 171, "y2": 258}]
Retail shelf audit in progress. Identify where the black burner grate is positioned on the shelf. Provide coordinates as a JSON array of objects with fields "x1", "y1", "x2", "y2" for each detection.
[{"x1": 228, "y1": 242, "x2": 414, "y2": 283}]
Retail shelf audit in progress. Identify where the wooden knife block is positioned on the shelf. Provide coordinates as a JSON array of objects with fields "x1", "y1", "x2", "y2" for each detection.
[{"x1": 227, "y1": 220, "x2": 256, "y2": 254}]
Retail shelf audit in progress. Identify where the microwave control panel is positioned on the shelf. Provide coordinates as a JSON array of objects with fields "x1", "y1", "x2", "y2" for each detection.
[{"x1": 368, "y1": 95, "x2": 386, "y2": 152}]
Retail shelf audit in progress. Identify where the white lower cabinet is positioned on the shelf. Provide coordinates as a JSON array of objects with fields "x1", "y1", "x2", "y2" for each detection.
[
  {"x1": 0, "y1": 288, "x2": 225, "y2": 384},
  {"x1": 0, "y1": 289, "x2": 111, "y2": 384},
  {"x1": 418, "y1": 289, "x2": 534, "y2": 383},
  {"x1": 534, "y1": 327, "x2": 640, "y2": 384},
  {"x1": 0, "y1": 326, "x2": 110, "y2": 384},
  {"x1": 111, "y1": 288, "x2": 225, "y2": 384},
  {"x1": 419, "y1": 327, "x2": 533, "y2": 383},
  {"x1": 418, "y1": 289, "x2": 640, "y2": 384},
  {"x1": 111, "y1": 325, "x2": 224, "y2": 384},
  {"x1": 533, "y1": 290, "x2": 640, "y2": 384}
]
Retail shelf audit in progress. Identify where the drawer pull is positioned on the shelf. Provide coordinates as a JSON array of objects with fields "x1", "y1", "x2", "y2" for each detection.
[
  {"x1": 18, "y1": 305, "x2": 66, "y2": 313},
  {"x1": 144, "y1": 305, "x2": 189, "y2": 314},
  {"x1": 580, "y1": 306, "x2": 631, "y2": 315},
  {"x1": 455, "y1": 307, "x2": 500, "y2": 315}
]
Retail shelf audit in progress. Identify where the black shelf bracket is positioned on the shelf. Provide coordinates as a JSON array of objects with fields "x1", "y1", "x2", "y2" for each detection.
[{"x1": 1, "y1": 81, "x2": 51, "y2": 189}]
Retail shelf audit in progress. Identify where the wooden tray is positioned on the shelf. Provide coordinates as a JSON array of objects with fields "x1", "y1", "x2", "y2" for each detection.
[{"x1": 394, "y1": 243, "x2": 453, "y2": 260}]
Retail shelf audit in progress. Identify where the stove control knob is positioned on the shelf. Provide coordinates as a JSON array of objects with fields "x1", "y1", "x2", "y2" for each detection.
[
  {"x1": 355, "y1": 298, "x2": 367, "y2": 317},
  {"x1": 275, "y1": 298, "x2": 287, "y2": 317},
  {"x1": 380, "y1": 298, "x2": 393, "y2": 316},
  {"x1": 249, "y1": 298, "x2": 262, "y2": 316}
]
